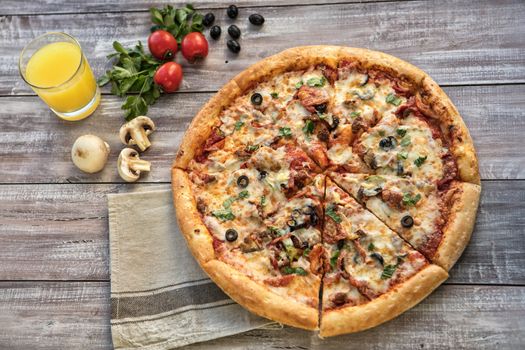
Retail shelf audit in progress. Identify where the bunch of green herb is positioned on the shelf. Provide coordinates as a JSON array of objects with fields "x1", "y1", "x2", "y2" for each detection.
[
  {"x1": 150, "y1": 4, "x2": 204, "y2": 43},
  {"x1": 97, "y1": 41, "x2": 162, "y2": 121}
]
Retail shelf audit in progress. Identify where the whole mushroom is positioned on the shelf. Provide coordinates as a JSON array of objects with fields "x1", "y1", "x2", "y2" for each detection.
[
  {"x1": 71, "y1": 135, "x2": 110, "y2": 173},
  {"x1": 119, "y1": 116, "x2": 155, "y2": 152},
  {"x1": 118, "y1": 148, "x2": 151, "y2": 182}
]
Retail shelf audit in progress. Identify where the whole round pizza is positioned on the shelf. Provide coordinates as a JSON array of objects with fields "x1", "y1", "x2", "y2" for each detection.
[{"x1": 171, "y1": 46, "x2": 481, "y2": 336}]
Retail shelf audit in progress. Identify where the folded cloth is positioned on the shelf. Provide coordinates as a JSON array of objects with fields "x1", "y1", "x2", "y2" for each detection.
[{"x1": 108, "y1": 185, "x2": 275, "y2": 349}]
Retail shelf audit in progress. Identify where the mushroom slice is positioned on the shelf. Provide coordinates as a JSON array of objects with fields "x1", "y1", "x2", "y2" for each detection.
[
  {"x1": 119, "y1": 116, "x2": 155, "y2": 151},
  {"x1": 118, "y1": 148, "x2": 151, "y2": 182}
]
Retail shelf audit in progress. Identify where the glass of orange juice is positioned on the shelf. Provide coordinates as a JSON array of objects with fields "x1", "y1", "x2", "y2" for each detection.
[{"x1": 19, "y1": 32, "x2": 101, "y2": 121}]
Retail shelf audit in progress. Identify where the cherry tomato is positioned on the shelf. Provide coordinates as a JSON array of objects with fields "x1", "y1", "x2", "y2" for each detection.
[
  {"x1": 148, "y1": 30, "x2": 178, "y2": 60},
  {"x1": 154, "y1": 62, "x2": 183, "y2": 93},
  {"x1": 181, "y1": 32, "x2": 209, "y2": 63}
]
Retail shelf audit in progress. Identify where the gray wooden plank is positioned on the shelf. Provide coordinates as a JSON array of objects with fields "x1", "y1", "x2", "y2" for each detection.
[
  {"x1": 3, "y1": 0, "x2": 524, "y2": 96},
  {"x1": 0, "y1": 282, "x2": 523, "y2": 349},
  {"x1": 0, "y1": 84, "x2": 523, "y2": 183},
  {"x1": 0, "y1": 0, "x2": 370, "y2": 16},
  {"x1": 0, "y1": 181, "x2": 523, "y2": 284}
]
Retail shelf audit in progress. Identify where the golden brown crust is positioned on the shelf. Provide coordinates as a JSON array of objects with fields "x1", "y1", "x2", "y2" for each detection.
[
  {"x1": 204, "y1": 259, "x2": 319, "y2": 330},
  {"x1": 320, "y1": 264, "x2": 448, "y2": 337},
  {"x1": 171, "y1": 168, "x2": 215, "y2": 264},
  {"x1": 173, "y1": 80, "x2": 242, "y2": 169},
  {"x1": 233, "y1": 46, "x2": 341, "y2": 92},
  {"x1": 433, "y1": 182, "x2": 481, "y2": 270}
]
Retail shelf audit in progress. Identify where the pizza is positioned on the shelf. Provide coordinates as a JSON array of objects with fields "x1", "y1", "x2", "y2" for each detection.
[{"x1": 171, "y1": 46, "x2": 481, "y2": 336}]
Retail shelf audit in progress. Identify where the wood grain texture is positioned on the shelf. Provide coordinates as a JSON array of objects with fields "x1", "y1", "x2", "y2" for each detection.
[
  {"x1": 1, "y1": 85, "x2": 524, "y2": 183},
  {"x1": 2, "y1": 0, "x2": 525, "y2": 96},
  {"x1": 0, "y1": 181, "x2": 523, "y2": 284},
  {"x1": 0, "y1": 0, "x2": 367, "y2": 16},
  {"x1": 0, "y1": 282, "x2": 523, "y2": 349}
]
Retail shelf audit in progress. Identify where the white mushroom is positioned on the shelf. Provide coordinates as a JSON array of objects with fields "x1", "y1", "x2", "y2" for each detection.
[
  {"x1": 119, "y1": 116, "x2": 155, "y2": 151},
  {"x1": 71, "y1": 135, "x2": 110, "y2": 173},
  {"x1": 117, "y1": 148, "x2": 151, "y2": 182}
]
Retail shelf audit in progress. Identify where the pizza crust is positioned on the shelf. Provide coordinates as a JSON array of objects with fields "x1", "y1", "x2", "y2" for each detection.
[
  {"x1": 174, "y1": 79, "x2": 242, "y2": 169},
  {"x1": 204, "y1": 259, "x2": 319, "y2": 330},
  {"x1": 320, "y1": 264, "x2": 448, "y2": 337},
  {"x1": 433, "y1": 182, "x2": 481, "y2": 270},
  {"x1": 171, "y1": 168, "x2": 215, "y2": 264}
]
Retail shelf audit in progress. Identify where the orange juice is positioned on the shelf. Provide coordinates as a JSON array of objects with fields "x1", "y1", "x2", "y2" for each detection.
[{"x1": 22, "y1": 37, "x2": 100, "y2": 121}]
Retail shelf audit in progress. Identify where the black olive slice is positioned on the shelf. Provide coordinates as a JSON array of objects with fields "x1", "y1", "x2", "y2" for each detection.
[
  {"x1": 250, "y1": 93, "x2": 263, "y2": 105},
  {"x1": 315, "y1": 103, "x2": 327, "y2": 114},
  {"x1": 379, "y1": 136, "x2": 397, "y2": 150},
  {"x1": 401, "y1": 215, "x2": 414, "y2": 228},
  {"x1": 370, "y1": 252, "x2": 384, "y2": 265},
  {"x1": 258, "y1": 170, "x2": 268, "y2": 179},
  {"x1": 225, "y1": 229, "x2": 238, "y2": 242},
  {"x1": 237, "y1": 175, "x2": 249, "y2": 188}
]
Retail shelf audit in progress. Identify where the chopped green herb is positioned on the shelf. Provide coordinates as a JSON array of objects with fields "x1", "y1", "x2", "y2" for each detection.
[
  {"x1": 379, "y1": 130, "x2": 386, "y2": 137},
  {"x1": 397, "y1": 151, "x2": 409, "y2": 160},
  {"x1": 303, "y1": 120, "x2": 315, "y2": 135},
  {"x1": 222, "y1": 197, "x2": 236, "y2": 209},
  {"x1": 402, "y1": 193, "x2": 422, "y2": 207},
  {"x1": 306, "y1": 77, "x2": 326, "y2": 87},
  {"x1": 212, "y1": 210, "x2": 235, "y2": 221},
  {"x1": 396, "y1": 128, "x2": 407, "y2": 137},
  {"x1": 260, "y1": 195, "x2": 267, "y2": 206},
  {"x1": 282, "y1": 266, "x2": 308, "y2": 276},
  {"x1": 269, "y1": 226, "x2": 284, "y2": 236},
  {"x1": 368, "y1": 243, "x2": 375, "y2": 251},
  {"x1": 326, "y1": 204, "x2": 342, "y2": 223},
  {"x1": 303, "y1": 247, "x2": 312, "y2": 257},
  {"x1": 330, "y1": 250, "x2": 341, "y2": 268},
  {"x1": 234, "y1": 121, "x2": 244, "y2": 131},
  {"x1": 238, "y1": 190, "x2": 249, "y2": 199},
  {"x1": 400, "y1": 137, "x2": 412, "y2": 147},
  {"x1": 279, "y1": 127, "x2": 292, "y2": 138},
  {"x1": 295, "y1": 81, "x2": 304, "y2": 89},
  {"x1": 414, "y1": 155, "x2": 427, "y2": 167},
  {"x1": 350, "y1": 111, "x2": 361, "y2": 118},
  {"x1": 386, "y1": 93, "x2": 402, "y2": 106},
  {"x1": 245, "y1": 144, "x2": 260, "y2": 152},
  {"x1": 381, "y1": 264, "x2": 397, "y2": 279},
  {"x1": 270, "y1": 92, "x2": 279, "y2": 99}
]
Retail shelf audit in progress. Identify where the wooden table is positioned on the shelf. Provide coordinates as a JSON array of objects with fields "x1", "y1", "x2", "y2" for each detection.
[{"x1": 1, "y1": 0, "x2": 524, "y2": 348}]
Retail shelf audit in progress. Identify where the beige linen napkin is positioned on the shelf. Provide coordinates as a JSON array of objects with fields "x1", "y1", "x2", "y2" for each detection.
[{"x1": 108, "y1": 185, "x2": 276, "y2": 349}]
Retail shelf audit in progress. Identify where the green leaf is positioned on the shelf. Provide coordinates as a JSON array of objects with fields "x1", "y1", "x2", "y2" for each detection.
[
  {"x1": 268, "y1": 226, "x2": 284, "y2": 237},
  {"x1": 175, "y1": 8, "x2": 188, "y2": 24},
  {"x1": 212, "y1": 210, "x2": 235, "y2": 221},
  {"x1": 279, "y1": 127, "x2": 292, "y2": 138},
  {"x1": 112, "y1": 41, "x2": 128, "y2": 55},
  {"x1": 282, "y1": 266, "x2": 307, "y2": 276},
  {"x1": 295, "y1": 81, "x2": 303, "y2": 89},
  {"x1": 303, "y1": 247, "x2": 311, "y2": 257},
  {"x1": 330, "y1": 250, "x2": 341, "y2": 268},
  {"x1": 402, "y1": 193, "x2": 422, "y2": 207},
  {"x1": 326, "y1": 204, "x2": 342, "y2": 223},
  {"x1": 400, "y1": 136, "x2": 411, "y2": 147},
  {"x1": 302, "y1": 120, "x2": 314, "y2": 135},
  {"x1": 245, "y1": 144, "x2": 260, "y2": 152},
  {"x1": 222, "y1": 197, "x2": 236, "y2": 209},
  {"x1": 368, "y1": 243, "x2": 375, "y2": 251},
  {"x1": 381, "y1": 264, "x2": 397, "y2": 279},
  {"x1": 191, "y1": 13, "x2": 204, "y2": 32},
  {"x1": 397, "y1": 151, "x2": 409, "y2": 160},
  {"x1": 260, "y1": 195, "x2": 267, "y2": 206},
  {"x1": 119, "y1": 77, "x2": 138, "y2": 94},
  {"x1": 306, "y1": 77, "x2": 325, "y2": 87},
  {"x1": 350, "y1": 111, "x2": 361, "y2": 118},
  {"x1": 414, "y1": 155, "x2": 427, "y2": 167},
  {"x1": 234, "y1": 121, "x2": 244, "y2": 131},
  {"x1": 386, "y1": 93, "x2": 402, "y2": 106},
  {"x1": 150, "y1": 8, "x2": 165, "y2": 25},
  {"x1": 270, "y1": 92, "x2": 279, "y2": 99},
  {"x1": 396, "y1": 128, "x2": 407, "y2": 137},
  {"x1": 238, "y1": 190, "x2": 249, "y2": 199},
  {"x1": 96, "y1": 74, "x2": 110, "y2": 87}
]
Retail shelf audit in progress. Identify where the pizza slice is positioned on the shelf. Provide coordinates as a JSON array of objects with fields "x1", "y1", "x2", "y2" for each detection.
[
  {"x1": 320, "y1": 177, "x2": 448, "y2": 336},
  {"x1": 329, "y1": 172, "x2": 480, "y2": 270},
  {"x1": 176, "y1": 142, "x2": 323, "y2": 329}
]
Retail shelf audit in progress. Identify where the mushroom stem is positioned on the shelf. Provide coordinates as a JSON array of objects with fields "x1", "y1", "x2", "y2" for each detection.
[
  {"x1": 129, "y1": 159, "x2": 151, "y2": 172},
  {"x1": 132, "y1": 129, "x2": 151, "y2": 152}
]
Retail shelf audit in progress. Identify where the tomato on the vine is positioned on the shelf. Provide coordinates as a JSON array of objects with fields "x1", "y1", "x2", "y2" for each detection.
[
  {"x1": 153, "y1": 62, "x2": 183, "y2": 93},
  {"x1": 181, "y1": 32, "x2": 209, "y2": 63},
  {"x1": 148, "y1": 30, "x2": 178, "y2": 60}
]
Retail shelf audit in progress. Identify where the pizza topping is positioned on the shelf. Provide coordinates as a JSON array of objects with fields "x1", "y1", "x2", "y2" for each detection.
[
  {"x1": 237, "y1": 175, "x2": 250, "y2": 188},
  {"x1": 325, "y1": 203, "x2": 342, "y2": 223},
  {"x1": 225, "y1": 228, "x2": 239, "y2": 242},
  {"x1": 297, "y1": 85, "x2": 330, "y2": 113},
  {"x1": 332, "y1": 292, "x2": 348, "y2": 306},
  {"x1": 401, "y1": 215, "x2": 414, "y2": 228},
  {"x1": 250, "y1": 93, "x2": 263, "y2": 105},
  {"x1": 380, "y1": 264, "x2": 397, "y2": 280},
  {"x1": 385, "y1": 93, "x2": 402, "y2": 106},
  {"x1": 370, "y1": 252, "x2": 384, "y2": 266},
  {"x1": 315, "y1": 103, "x2": 327, "y2": 114},
  {"x1": 402, "y1": 192, "x2": 421, "y2": 207},
  {"x1": 279, "y1": 127, "x2": 293, "y2": 138},
  {"x1": 379, "y1": 136, "x2": 397, "y2": 151},
  {"x1": 414, "y1": 155, "x2": 427, "y2": 167},
  {"x1": 212, "y1": 209, "x2": 235, "y2": 221},
  {"x1": 306, "y1": 77, "x2": 326, "y2": 87}
]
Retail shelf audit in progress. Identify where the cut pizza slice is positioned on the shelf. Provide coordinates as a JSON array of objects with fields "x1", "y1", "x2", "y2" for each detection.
[
  {"x1": 328, "y1": 173, "x2": 481, "y2": 270},
  {"x1": 320, "y1": 178, "x2": 448, "y2": 336},
  {"x1": 175, "y1": 143, "x2": 324, "y2": 329}
]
